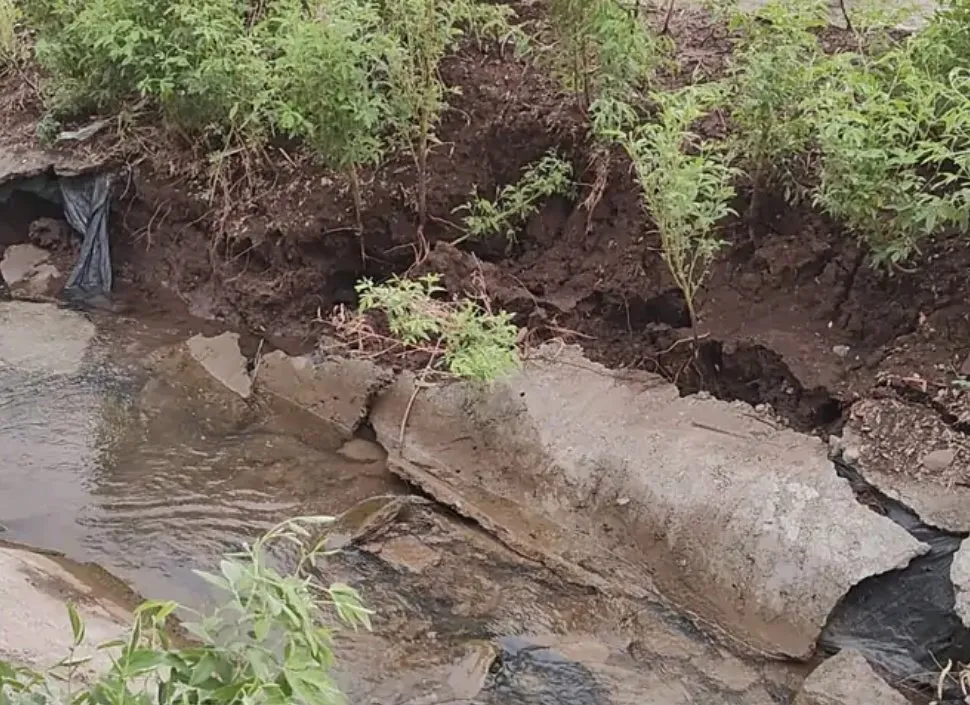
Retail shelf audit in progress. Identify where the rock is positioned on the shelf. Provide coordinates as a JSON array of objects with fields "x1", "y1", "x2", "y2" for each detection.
[
  {"x1": 793, "y1": 650, "x2": 908, "y2": 705},
  {"x1": 337, "y1": 438, "x2": 387, "y2": 463},
  {"x1": 0, "y1": 244, "x2": 62, "y2": 298},
  {"x1": 256, "y1": 351, "x2": 391, "y2": 437},
  {"x1": 922, "y1": 448, "x2": 956, "y2": 472},
  {"x1": 951, "y1": 540, "x2": 970, "y2": 628},
  {"x1": 0, "y1": 301, "x2": 95, "y2": 375},
  {"x1": 185, "y1": 332, "x2": 252, "y2": 399},
  {"x1": 960, "y1": 353, "x2": 970, "y2": 377},
  {"x1": 28, "y1": 218, "x2": 74, "y2": 250},
  {"x1": 832, "y1": 345, "x2": 851, "y2": 358},
  {"x1": 0, "y1": 544, "x2": 131, "y2": 671},
  {"x1": 373, "y1": 535, "x2": 441, "y2": 574},
  {"x1": 371, "y1": 344, "x2": 927, "y2": 658}
]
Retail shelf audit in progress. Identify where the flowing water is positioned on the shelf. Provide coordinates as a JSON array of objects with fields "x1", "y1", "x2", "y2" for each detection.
[{"x1": 0, "y1": 300, "x2": 798, "y2": 704}]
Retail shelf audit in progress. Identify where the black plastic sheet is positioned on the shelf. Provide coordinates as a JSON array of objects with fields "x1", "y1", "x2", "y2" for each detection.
[{"x1": 59, "y1": 173, "x2": 113, "y2": 299}]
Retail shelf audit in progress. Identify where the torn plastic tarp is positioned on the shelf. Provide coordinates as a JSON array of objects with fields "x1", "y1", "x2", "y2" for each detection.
[
  {"x1": 0, "y1": 170, "x2": 114, "y2": 300},
  {"x1": 60, "y1": 172, "x2": 113, "y2": 299}
]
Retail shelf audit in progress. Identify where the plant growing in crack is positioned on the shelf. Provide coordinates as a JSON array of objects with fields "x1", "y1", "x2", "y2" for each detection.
[
  {"x1": 355, "y1": 273, "x2": 520, "y2": 381},
  {"x1": 452, "y1": 151, "x2": 574, "y2": 250},
  {"x1": 592, "y1": 86, "x2": 737, "y2": 343}
]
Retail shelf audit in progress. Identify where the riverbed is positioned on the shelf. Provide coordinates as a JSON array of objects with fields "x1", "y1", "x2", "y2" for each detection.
[{"x1": 0, "y1": 300, "x2": 804, "y2": 704}]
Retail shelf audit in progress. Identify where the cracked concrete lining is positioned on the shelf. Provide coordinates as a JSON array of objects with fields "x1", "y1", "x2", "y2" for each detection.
[{"x1": 369, "y1": 344, "x2": 927, "y2": 658}]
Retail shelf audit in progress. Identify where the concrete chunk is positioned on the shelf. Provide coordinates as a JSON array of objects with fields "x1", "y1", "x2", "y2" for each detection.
[
  {"x1": 186, "y1": 332, "x2": 252, "y2": 399},
  {"x1": 371, "y1": 344, "x2": 926, "y2": 658},
  {"x1": 256, "y1": 351, "x2": 391, "y2": 437},
  {"x1": 794, "y1": 650, "x2": 908, "y2": 705}
]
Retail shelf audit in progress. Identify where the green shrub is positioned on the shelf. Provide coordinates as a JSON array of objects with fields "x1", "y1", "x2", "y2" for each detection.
[
  {"x1": 380, "y1": 0, "x2": 520, "y2": 241},
  {"x1": 0, "y1": 0, "x2": 20, "y2": 67},
  {"x1": 356, "y1": 273, "x2": 520, "y2": 381},
  {"x1": 811, "y1": 48, "x2": 970, "y2": 265},
  {"x1": 0, "y1": 517, "x2": 369, "y2": 705},
  {"x1": 547, "y1": 0, "x2": 668, "y2": 108},
  {"x1": 728, "y1": 0, "x2": 828, "y2": 203},
  {"x1": 455, "y1": 151, "x2": 574, "y2": 248},
  {"x1": 593, "y1": 87, "x2": 737, "y2": 330}
]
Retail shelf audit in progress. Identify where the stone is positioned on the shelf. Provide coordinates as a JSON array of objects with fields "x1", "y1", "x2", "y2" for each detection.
[
  {"x1": 256, "y1": 351, "x2": 391, "y2": 437},
  {"x1": 370, "y1": 344, "x2": 926, "y2": 658},
  {"x1": 793, "y1": 650, "x2": 908, "y2": 705},
  {"x1": 832, "y1": 345, "x2": 851, "y2": 358},
  {"x1": 0, "y1": 244, "x2": 62, "y2": 298},
  {"x1": 0, "y1": 301, "x2": 95, "y2": 375},
  {"x1": 185, "y1": 332, "x2": 252, "y2": 399},
  {"x1": 0, "y1": 545, "x2": 130, "y2": 671},
  {"x1": 374, "y1": 535, "x2": 441, "y2": 574},
  {"x1": 922, "y1": 448, "x2": 956, "y2": 472},
  {"x1": 337, "y1": 438, "x2": 387, "y2": 462},
  {"x1": 951, "y1": 540, "x2": 970, "y2": 628}
]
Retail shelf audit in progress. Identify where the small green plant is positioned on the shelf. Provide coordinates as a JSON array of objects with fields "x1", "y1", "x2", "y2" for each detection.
[
  {"x1": 356, "y1": 273, "x2": 519, "y2": 381},
  {"x1": 381, "y1": 0, "x2": 520, "y2": 253},
  {"x1": 811, "y1": 41, "x2": 970, "y2": 265},
  {"x1": 728, "y1": 0, "x2": 828, "y2": 207},
  {"x1": 268, "y1": 0, "x2": 393, "y2": 232},
  {"x1": 547, "y1": 0, "x2": 667, "y2": 109},
  {"x1": 454, "y1": 151, "x2": 574, "y2": 248},
  {"x1": 0, "y1": 0, "x2": 20, "y2": 68},
  {"x1": 0, "y1": 516, "x2": 369, "y2": 705},
  {"x1": 593, "y1": 87, "x2": 737, "y2": 334}
]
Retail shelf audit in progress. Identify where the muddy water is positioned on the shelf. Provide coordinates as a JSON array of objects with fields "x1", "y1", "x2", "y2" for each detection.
[
  {"x1": 0, "y1": 301, "x2": 796, "y2": 704},
  {"x1": 0, "y1": 307, "x2": 402, "y2": 607}
]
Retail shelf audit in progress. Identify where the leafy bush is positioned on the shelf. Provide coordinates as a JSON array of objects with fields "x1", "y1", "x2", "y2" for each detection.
[
  {"x1": 356, "y1": 273, "x2": 520, "y2": 381},
  {"x1": 547, "y1": 0, "x2": 668, "y2": 109},
  {"x1": 455, "y1": 151, "x2": 574, "y2": 248},
  {"x1": 0, "y1": 0, "x2": 20, "y2": 67},
  {"x1": 381, "y1": 0, "x2": 520, "y2": 241},
  {"x1": 728, "y1": 0, "x2": 828, "y2": 203},
  {"x1": 0, "y1": 517, "x2": 369, "y2": 705},
  {"x1": 593, "y1": 87, "x2": 737, "y2": 329}
]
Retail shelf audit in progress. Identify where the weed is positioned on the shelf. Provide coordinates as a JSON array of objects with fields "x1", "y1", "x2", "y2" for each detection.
[
  {"x1": 0, "y1": 516, "x2": 368, "y2": 705},
  {"x1": 35, "y1": 113, "x2": 61, "y2": 146},
  {"x1": 356, "y1": 273, "x2": 520, "y2": 381},
  {"x1": 811, "y1": 41, "x2": 970, "y2": 265},
  {"x1": 381, "y1": 0, "x2": 519, "y2": 254},
  {"x1": 0, "y1": 0, "x2": 19, "y2": 67},
  {"x1": 454, "y1": 151, "x2": 574, "y2": 248},
  {"x1": 268, "y1": 0, "x2": 393, "y2": 231},
  {"x1": 592, "y1": 87, "x2": 737, "y2": 333},
  {"x1": 547, "y1": 0, "x2": 668, "y2": 109},
  {"x1": 728, "y1": 0, "x2": 827, "y2": 206}
]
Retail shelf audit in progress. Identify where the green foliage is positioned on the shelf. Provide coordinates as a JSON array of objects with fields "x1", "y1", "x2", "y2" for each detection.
[
  {"x1": 811, "y1": 44, "x2": 970, "y2": 265},
  {"x1": 380, "y1": 0, "x2": 520, "y2": 233},
  {"x1": 547, "y1": 0, "x2": 668, "y2": 108},
  {"x1": 356, "y1": 273, "x2": 520, "y2": 381},
  {"x1": 0, "y1": 0, "x2": 20, "y2": 67},
  {"x1": 593, "y1": 87, "x2": 737, "y2": 325},
  {"x1": 455, "y1": 151, "x2": 574, "y2": 247},
  {"x1": 728, "y1": 0, "x2": 827, "y2": 201},
  {"x1": 0, "y1": 517, "x2": 369, "y2": 705}
]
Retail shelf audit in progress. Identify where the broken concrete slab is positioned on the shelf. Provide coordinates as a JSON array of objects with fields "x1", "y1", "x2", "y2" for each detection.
[
  {"x1": 793, "y1": 650, "x2": 908, "y2": 705},
  {"x1": 141, "y1": 334, "x2": 255, "y2": 435},
  {"x1": 0, "y1": 543, "x2": 131, "y2": 671},
  {"x1": 1, "y1": 244, "x2": 62, "y2": 298},
  {"x1": 952, "y1": 540, "x2": 970, "y2": 629},
  {"x1": 844, "y1": 397, "x2": 970, "y2": 532},
  {"x1": 0, "y1": 301, "x2": 95, "y2": 375},
  {"x1": 186, "y1": 332, "x2": 252, "y2": 399},
  {"x1": 256, "y1": 351, "x2": 391, "y2": 437},
  {"x1": 370, "y1": 344, "x2": 927, "y2": 659}
]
